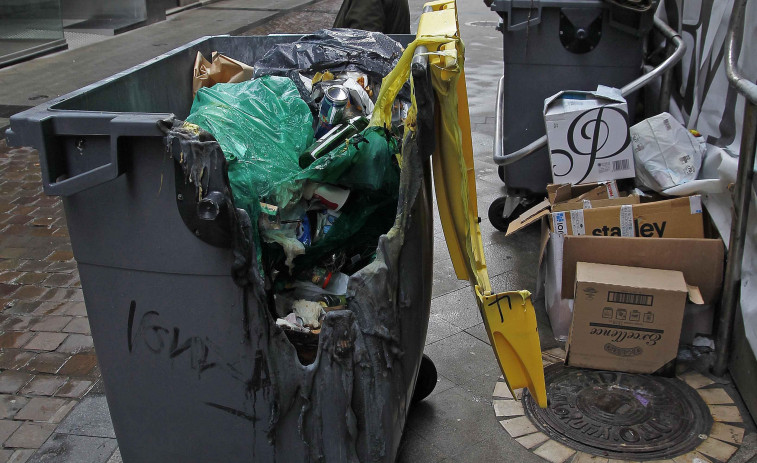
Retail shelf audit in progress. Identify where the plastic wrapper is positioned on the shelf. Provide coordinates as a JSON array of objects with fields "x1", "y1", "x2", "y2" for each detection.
[{"x1": 631, "y1": 112, "x2": 705, "y2": 193}]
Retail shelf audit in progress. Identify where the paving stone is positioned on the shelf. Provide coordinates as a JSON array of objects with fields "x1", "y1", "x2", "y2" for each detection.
[
  {"x1": 29, "y1": 303, "x2": 65, "y2": 317},
  {"x1": 7, "y1": 449, "x2": 36, "y2": 463},
  {"x1": 0, "y1": 332, "x2": 34, "y2": 349},
  {"x1": 672, "y1": 450, "x2": 712, "y2": 463},
  {"x1": 500, "y1": 416, "x2": 538, "y2": 438},
  {"x1": 708, "y1": 422, "x2": 745, "y2": 444},
  {"x1": 54, "y1": 380, "x2": 93, "y2": 399},
  {"x1": 106, "y1": 449, "x2": 122, "y2": 463},
  {"x1": 708, "y1": 405, "x2": 743, "y2": 423},
  {"x1": 23, "y1": 333, "x2": 68, "y2": 352},
  {"x1": 0, "y1": 449, "x2": 14, "y2": 462},
  {"x1": 26, "y1": 433, "x2": 117, "y2": 463},
  {"x1": 0, "y1": 420, "x2": 22, "y2": 445},
  {"x1": 697, "y1": 388, "x2": 734, "y2": 405},
  {"x1": 22, "y1": 353, "x2": 70, "y2": 375},
  {"x1": 55, "y1": 335, "x2": 93, "y2": 354},
  {"x1": 29, "y1": 317, "x2": 72, "y2": 332},
  {"x1": 0, "y1": 372, "x2": 34, "y2": 394},
  {"x1": 13, "y1": 274, "x2": 47, "y2": 286},
  {"x1": 493, "y1": 379, "x2": 514, "y2": 399},
  {"x1": 19, "y1": 376, "x2": 66, "y2": 397},
  {"x1": 533, "y1": 440, "x2": 577, "y2": 463},
  {"x1": 515, "y1": 432, "x2": 549, "y2": 450},
  {"x1": 9, "y1": 287, "x2": 46, "y2": 302},
  {"x1": 0, "y1": 272, "x2": 22, "y2": 284},
  {"x1": 56, "y1": 395, "x2": 115, "y2": 439},
  {"x1": 58, "y1": 354, "x2": 98, "y2": 377},
  {"x1": 4, "y1": 423, "x2": 56, "y2": 449},
  {"x1": 55, "y1": 302, "x2": 86, "y2": 317},
  {"x1": 62, "y1": 318, "x2": 89, "y2": 335},
  {"x1": 3, "y1": 303, "x2": 41, "y2": 316},
  {"x1": 696, "y1": 437, "x2": 738, "y2": 462},
  {"x1": 0, "y1": 350, "x2": 35, "y2": 370},
  {"x1": 493, "y1": 399, "x2": 524, "y2": 417},
  {"x1": 40, "y1": 274, "x2": 76, "y2": 288},
  {"x1": 14, "y1": 397, "x2": 71, "y2": 423},
  {"x1": 0, "y1": 395, "x2": 29, "y2": 419},
  {"x1": 0, "y1": 317, "x2": 35, "y2": 332},
  {"x1": 679, "y1": 371, "x2": 715, "y2": 390}
]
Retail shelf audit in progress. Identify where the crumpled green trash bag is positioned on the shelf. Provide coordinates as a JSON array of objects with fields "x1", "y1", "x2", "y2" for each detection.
[
  {"x1": 186, "y1": 75, "x2": 314, "y2": 214},
  {"x1": 186, "y1": 76, "x2": 400, "y2": 277}
]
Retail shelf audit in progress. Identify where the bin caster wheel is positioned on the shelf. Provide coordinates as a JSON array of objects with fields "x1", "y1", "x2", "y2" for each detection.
[
  {"x1": 498, "y1": 165, "x2": 505, "y2": 182},
  {"x1": 412, "y1": 354, "x2": 437, "y2": 404},
  {"x1": 488, "y1": 197, "x2": 515, "y2": 232}
]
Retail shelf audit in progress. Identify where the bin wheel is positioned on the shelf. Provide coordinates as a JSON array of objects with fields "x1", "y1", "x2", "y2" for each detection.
[
  {"x1": 489, "y1": 197, "x2": 514, "y2": 232},
  {"x1": 411, "y1": 354, "x2": 437, "y2": 404},
  {"x1": 488, "y1": 197, "x2": 536, "y2": 233},
  {"x1": 498, "y1": 165, "x2": 505, "y2": 182}
]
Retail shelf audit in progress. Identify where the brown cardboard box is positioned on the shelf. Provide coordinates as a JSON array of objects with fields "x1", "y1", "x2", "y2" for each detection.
[
  {"x1": 561, "y1": 236, "x2": 724, "y2": 303},
  {"x1": 506, "y1": 181, "x2": 627, "y2": 235},
  {"x1": 550, "y1": 195, "x2": 704, "y2": 238},
  {"x1": 567, "y1": 263, "x2": 689, "y2": 373}
]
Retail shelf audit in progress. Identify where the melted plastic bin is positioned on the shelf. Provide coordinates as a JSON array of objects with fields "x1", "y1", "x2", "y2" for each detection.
[{"x1": 6, "y1": 2, "x2": 547, "y2": 461}]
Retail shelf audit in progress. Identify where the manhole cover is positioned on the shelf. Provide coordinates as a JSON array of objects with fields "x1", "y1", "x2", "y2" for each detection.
[{"x1": 522, "y1": 364, "x2": 712, "y2": 460}]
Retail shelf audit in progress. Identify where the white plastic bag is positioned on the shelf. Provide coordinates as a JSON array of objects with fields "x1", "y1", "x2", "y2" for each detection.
[{"x1": 631, "y1": 112, "x2": 705, "y2": 192}]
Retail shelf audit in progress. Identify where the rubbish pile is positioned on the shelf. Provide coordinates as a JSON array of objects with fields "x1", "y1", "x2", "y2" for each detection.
[
  {"x1": 510, "y1": 90, "x2": 727, "y2": 375},
  {"x1": 182, "y1": 30, "x2": 411, "y2": 364}
]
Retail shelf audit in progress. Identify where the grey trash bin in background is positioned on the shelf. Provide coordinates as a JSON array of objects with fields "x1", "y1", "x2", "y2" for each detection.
[
  {"x1": 6, "y1": 34, "x2": 437, "y2": 462},
  {"x1": 488, "y1": 0, "x2": 653, "y2": 197}
]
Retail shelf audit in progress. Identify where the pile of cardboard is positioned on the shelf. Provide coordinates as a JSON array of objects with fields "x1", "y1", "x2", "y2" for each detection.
[
  {"x1": 504, "y1": 88, "x2": 726, "y2": 375},
  {"x1": 506, "y1": 181, "x2": 725, "y2": 374}
]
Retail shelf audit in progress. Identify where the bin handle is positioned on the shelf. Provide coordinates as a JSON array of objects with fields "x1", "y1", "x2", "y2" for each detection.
[
  {"x1": 492, "y1": 16, "x2": 686, "y2": 166},
  {"x1": 40, "y1": 114, "x2": 168, "y2": 196}
]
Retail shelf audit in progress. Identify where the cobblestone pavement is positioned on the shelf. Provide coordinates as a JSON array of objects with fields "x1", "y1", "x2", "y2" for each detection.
[{"x1": 0, "y1": 139, "x2": 101, "y2": 462}]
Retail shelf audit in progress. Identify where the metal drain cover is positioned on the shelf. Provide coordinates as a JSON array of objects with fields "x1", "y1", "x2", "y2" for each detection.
[{"x1": 523, "y1": 364, "x2": 712, "y2": 460}]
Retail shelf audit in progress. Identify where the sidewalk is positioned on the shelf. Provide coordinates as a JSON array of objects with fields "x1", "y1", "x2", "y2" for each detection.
[{"x1": 0, "y1": 0, "x2": 319, "y2": 134}]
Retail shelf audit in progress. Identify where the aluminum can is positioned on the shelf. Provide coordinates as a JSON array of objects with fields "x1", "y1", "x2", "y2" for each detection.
[{"x1": 316, "y1": 85, "x2": 349, "y2": 138}]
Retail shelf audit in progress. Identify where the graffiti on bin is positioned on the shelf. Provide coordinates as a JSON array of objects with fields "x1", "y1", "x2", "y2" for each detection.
[{"x1": 126, "y1": 300, "x2": 272, "y2": 399}]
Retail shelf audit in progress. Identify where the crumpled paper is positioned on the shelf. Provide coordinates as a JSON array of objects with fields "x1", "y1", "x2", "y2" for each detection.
[{"x1": 192, "y1": 51, "x2": 253, "y2": 97}]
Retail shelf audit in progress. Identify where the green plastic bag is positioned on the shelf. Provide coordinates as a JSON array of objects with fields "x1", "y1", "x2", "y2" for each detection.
[
  {"x1": 186, "y1": 76, "x2": 314, "y2": 213},
  {"x1": 187, "y1": 76, "x2": 400, "y2": 277}
]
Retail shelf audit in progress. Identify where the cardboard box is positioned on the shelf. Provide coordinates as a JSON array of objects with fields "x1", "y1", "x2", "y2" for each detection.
[
  {"x1": 506, "y1": 180, "x2": 635, "y2": 235},
  {"x1": 544, "y1": 86, "x2": 635, "y2": 184},
  {"x1": 561, "y1": 236, "x2": 724, "y2": 303},
  {"x1": 550, "y1": 195, "x2": 704, "y2": 238},
  {"x1": 567, "y1": 263, "x2": 690, "y2": 373}
]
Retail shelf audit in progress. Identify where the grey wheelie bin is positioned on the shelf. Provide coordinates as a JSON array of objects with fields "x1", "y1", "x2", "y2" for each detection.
[
  {"x1": 6, "y1": 33, "x2": 437, "y2": 462},
  {"x1": 484, "y1": 0, "x2": 657, "y2": 230}
]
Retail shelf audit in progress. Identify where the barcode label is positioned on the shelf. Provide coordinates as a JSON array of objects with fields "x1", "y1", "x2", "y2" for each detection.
[
  {"x1": 608, "y1": 291, "x2": 654, "y2": 306},
  {"x1": 612, "y1": 159, "x2": 631, "y2": 171}
]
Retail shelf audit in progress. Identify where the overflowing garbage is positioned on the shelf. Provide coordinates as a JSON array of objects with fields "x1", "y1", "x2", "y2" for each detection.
[{"x1": 179, "y1": 30, "x2": 411, "y2": 364}]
